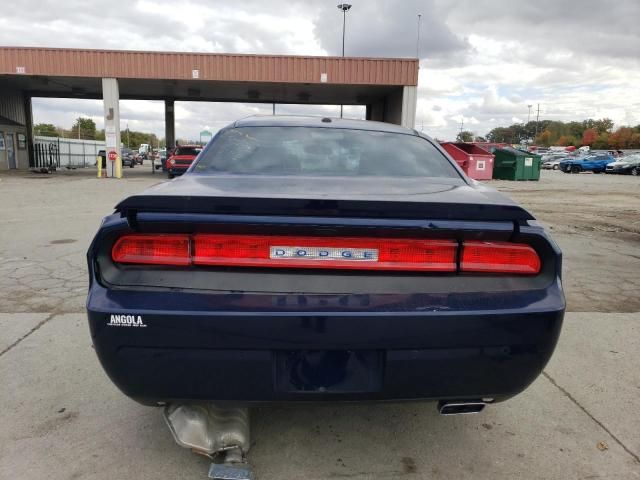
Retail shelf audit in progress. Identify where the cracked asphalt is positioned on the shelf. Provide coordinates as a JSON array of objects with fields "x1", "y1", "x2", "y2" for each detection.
[{"x1": 0, "y1": 168, "x2": 638, "y2": 479}]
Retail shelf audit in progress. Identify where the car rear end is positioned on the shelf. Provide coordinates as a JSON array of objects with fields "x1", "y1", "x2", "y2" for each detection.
[{"x1": 87, "y1": 118, "x2": 564, "y2": 407}]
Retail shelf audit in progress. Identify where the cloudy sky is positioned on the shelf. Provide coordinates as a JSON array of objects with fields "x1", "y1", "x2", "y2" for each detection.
[{"x1": 2, "y1": 0, "x2": 639, "y2": 141}]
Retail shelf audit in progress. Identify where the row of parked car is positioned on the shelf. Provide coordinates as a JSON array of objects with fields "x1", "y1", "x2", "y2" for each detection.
[
  {"x1": 119, "y1": 148, "x2": 147, "y2": 168},
  {"x1": 541, "y1": 152, "x2": 640, "y2": 175}
]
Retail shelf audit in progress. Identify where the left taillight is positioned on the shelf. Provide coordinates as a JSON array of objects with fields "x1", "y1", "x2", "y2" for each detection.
[{"x1": 111, "y1": 234, "x2": 191, "y2": 266}]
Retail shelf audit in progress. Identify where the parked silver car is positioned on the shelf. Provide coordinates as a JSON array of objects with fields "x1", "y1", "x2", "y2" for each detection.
[{"x1": 605, "y1": 154, "x2": 640, "y2": 175}]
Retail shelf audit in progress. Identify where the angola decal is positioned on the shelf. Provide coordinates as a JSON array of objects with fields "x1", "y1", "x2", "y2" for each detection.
[{"x1": 107, "y1": 314, "x2": 147, "y2": 328}]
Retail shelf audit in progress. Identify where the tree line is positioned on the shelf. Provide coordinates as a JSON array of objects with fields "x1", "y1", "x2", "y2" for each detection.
[
  {"x1": 457, "y1": 118, "x2": 640, "y2": 149},
  {"x1": 33, "y1": 117, "x2": 165, "y2": 149},
  {"x1": 35, "y1": 116, "x2": 640, "y2": 150}
]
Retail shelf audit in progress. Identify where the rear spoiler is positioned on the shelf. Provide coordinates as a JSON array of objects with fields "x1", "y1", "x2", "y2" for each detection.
[{"x1": 116, "y1": 195, "x2": 535, "y2": 223}]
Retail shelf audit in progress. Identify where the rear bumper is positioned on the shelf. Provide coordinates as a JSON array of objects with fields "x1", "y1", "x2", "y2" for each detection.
[
  {"x1": 606, "y1": 167, "x2": 632, "y2": 174},
  {"x1": 87, "y1": 284, "x2": 564, "y2": 405}
]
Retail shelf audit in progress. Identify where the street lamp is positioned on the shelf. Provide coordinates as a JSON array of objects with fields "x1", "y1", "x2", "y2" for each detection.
[
  {"x1": 416, "y1": 14, "x2": 422, "y2": 60},
  {"x1": 527, "y1": 105, "x2": 532, "y2": 145},
  {"x1": 337, "y1": 4, "x2": 352, "y2": 56},
  {"x1": 337, "y1": 3, "x2": 352, "y2": 118}
]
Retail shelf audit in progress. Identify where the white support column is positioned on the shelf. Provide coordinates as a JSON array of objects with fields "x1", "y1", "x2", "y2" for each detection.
[
  {"x1": 400, "y1": 85, "x2": 417, "y2": 129},
  {"x1": 102, "y1": 78, "x2": 121, "y2": 178}
]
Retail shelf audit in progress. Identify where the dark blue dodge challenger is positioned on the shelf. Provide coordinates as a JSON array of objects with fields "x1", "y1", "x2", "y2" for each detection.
[{"x1": 87, "y1": 116, "x2": 564, "y2": 414}]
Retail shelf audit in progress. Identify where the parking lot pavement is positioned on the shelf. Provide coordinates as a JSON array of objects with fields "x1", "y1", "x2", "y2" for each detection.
[
  {"x1": 0, "y1": 168, "x2": 639, "y2": 479},
  {"x1": 0, "y1": 313, "x2": 51, "y2": 354},
  {"x1": 0, "y1": 169, "x2": 157, "y2": 314}
]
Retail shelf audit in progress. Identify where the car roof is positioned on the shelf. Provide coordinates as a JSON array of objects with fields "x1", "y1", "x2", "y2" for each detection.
[{"x1": 232, "y1": 115, "x2": 417, "y2": 135}]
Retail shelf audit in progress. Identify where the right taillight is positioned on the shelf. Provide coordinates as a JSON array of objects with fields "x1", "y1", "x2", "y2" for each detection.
[{"x1": 461, "y1": 241, "x2": 541, "y2": 275}]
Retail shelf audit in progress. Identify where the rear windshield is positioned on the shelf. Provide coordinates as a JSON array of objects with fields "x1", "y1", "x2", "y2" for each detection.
[
  {"x1": 193, "y1": 126, "x2": 459, "y2": 178},
  {"x1": 176, "y1": 147, "x2": 201, "y2": 156}
]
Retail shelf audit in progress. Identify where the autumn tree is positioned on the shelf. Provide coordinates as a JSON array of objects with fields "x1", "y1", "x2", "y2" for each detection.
[
  {"x1": 608, "y1": 127, "x2": 634, "y2": 149},
  {"x1": 537, "y1": 130, "x2": 552, "y2": 146},
  {"x1": 486, "y1": 118, "x2": 618, "y2": 148},
  {"x1": 582, "y1": 128, "x2": 597, "y2": 146},
  {"x1": 592, "y1": 133, "x2": 609, "y2": 150}
]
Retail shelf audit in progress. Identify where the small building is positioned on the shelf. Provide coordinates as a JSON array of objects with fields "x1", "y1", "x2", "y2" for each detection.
[{"x1": 0, "y1": 115, "x2": 29, "y2": 170}]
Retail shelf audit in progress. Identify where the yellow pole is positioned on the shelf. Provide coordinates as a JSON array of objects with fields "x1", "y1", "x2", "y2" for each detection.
[
  {"x1": 97, "y1": 156, "x2": 102, "y2": 178},
  {"x1": 115, "y1": 155, "x2": 122, "y2": 178}
]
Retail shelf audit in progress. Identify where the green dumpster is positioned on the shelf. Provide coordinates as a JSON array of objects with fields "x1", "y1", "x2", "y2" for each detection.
[{"x1": 492, "y1": 148, "x2": 542, "y2": 181}]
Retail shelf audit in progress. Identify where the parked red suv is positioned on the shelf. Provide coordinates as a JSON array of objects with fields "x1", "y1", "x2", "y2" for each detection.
[{"x1": 166, "y1": 145, "x2": 202, "y2": 178}]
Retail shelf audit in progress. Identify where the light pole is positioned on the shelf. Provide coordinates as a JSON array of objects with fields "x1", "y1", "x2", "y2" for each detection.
[
  {"x1": 337, "y1": 3, "x2": 352, "y2": 119},
  {"x1": 416, "y1": 14, "x2": 422, "y2": 60},
  {"x1": 527, "y1": 104, "x2": 532, "y2": 145},
  {"x1": 534, "y1": 104, "x2": 540, "y2": 144}
]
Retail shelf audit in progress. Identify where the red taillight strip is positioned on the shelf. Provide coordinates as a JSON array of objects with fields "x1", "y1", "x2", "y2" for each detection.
[
  {"x1": 112, "y1": 234, "x2": 191, "y2": 266},
  {"x1": 110, "y1": 234, "x2": 541, "y2": 275},
  {"x1": 193, "y1": 234, "x2": 457, "y2": 272},
  {"x1": 461, "y1": 241, "x2": 541, "y2": 275}
]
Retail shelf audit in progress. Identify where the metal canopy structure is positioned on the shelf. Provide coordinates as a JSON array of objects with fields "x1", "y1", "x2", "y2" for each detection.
[
  {"x1": 0, "y1": 47, "x2": 417, "y2": 103},
  {"x1": 0, "y1": 47, "x2": 419, "y2": 171}
]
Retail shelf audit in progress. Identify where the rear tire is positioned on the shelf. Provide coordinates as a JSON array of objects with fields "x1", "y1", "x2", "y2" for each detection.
[
  {"x1": 571, "y1": 165, "x2": 581, "y2": 174},
  {"x1": 552, "y1": 165, "x2": 558, "y2": 170},
  {"x1": 168, "y1": 173, "x2": 174, "y2": 179}
]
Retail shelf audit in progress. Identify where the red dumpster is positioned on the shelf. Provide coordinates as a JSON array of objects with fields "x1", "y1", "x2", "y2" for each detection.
[{"x1": 440, "y1": 142, "x2": 495, "y2": 180}]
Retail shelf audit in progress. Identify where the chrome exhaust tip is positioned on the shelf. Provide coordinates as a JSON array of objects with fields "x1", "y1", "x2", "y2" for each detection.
[{"x1": 438, "y1": 401, "x2": 486, "y2": 415}]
